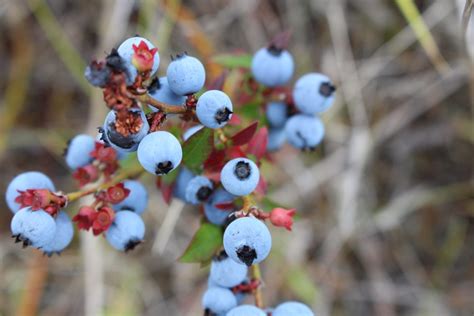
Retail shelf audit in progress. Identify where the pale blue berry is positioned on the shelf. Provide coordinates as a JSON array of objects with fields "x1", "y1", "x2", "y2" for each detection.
[
  {"x1": 204, "y1": 189, "x2": 235, "y2": 226},
  {"x1": 5, "y1": 172, "x2": 55, "y2": 213},
  {"x1": 11, "y1": 207, "x2": 56, "y2": 249},
  {"x1": 117, "y1": 36, "x2": 160, "y2": 76},
  {"x1": 210, "y1": 254, "x2": 248, "y2": 288},
  {"x1": 293, "y1": 73, "x2": 335, "y2": 114},
  {"x1": 167, "y1": 54, "x2": 206, "y2": 95},
  {"x1": 284, "y1": 114, "x2": 324, "y2": 150},
  {"x1": 42, "y1": 211, "x2": 74, "y2": 256},
  {"x1": 137, "y1": 131, "x2": 182, "y2": 175},
  {"x1": 64, "y1": 134, "x2": 96, "y2": 170},
  {"x1": 103, "y1": 109, "x2": 150, "y2": 153},
  {"x1": 223, "y1": 217, "x2": 272, "y2": 266},
  {"x1": 185, "y1": 176, "x2": 213, "y2": 205},
  {"x1": 226, "y1": 305, "x2": 266, "y2": 316},
  {"x1": 148, "y1": 77, "x2": 186, "y2": 112},
  {"x1": 202, "y1": 287, "x2": 237, "y2": 315},
  {"x1": 113, "y1": 180, "x2": 148, "y2": 214},
  {"x1": 251, "y1": 47, "x2": 294, "y2": 87},
  {"x1": 273, "y1": 301, "x2": 314, "y2": 316},
  {"x1": 196, "y1": 90, "x2": 233, "y2": 129},
  {"x1": 266, "y1": 101, "x2": 288, "y2": 128},
  {"x1": 267, "y1": 128, "x2": 286, "y2": 152},
  {"x1": 173, "y1": 167, "x2": 195, "y2": 201},
  {"x1": 105, "y1": 211, "x2": 145, "y2": 252},
  {"x1": 220, "y1": 158, "x2": 260, "y2": 196}
]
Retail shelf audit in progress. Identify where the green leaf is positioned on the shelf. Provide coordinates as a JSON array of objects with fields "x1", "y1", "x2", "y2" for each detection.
[
  {"x1": 240, "y1": 101, "x2": 263, "y2": 122},
  {"x1": 119, "y1": 152, "x2": 138, "y2": 169},
  {"x1": 286, "y1": 267, "x2": 319, "y2": 304},
  {"x1": 182, "y1": 128, "x2": 214, "y2": 173},
  {"x1": 212, "y1": 54, "x2": 252, "y2": 69},
  {"x1": 179, "y1": 223, "x2": 223, "y2": 263}
]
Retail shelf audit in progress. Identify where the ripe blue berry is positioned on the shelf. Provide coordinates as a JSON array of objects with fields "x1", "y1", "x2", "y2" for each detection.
[
  {"x1": 204, "y1": 188, "x2": 235, "y2": 226},
  {"x1": 266, "y1": 101, "x2": 288, "y2": 128},
  {"x1": 223, "y1": 217, "x2": 272, "y2": 266},
  {"x1": 5, "y1": 172, "x2": 55, "y2": 213},
  {"x1": 185, "y1": 176, "x2": 213, "y2": 205},
  {"x1": 173, "y1": 167, "x2": 195, "y2": 201},
  {"x1": 202, "y1": 287, "x2": 237, "y2": 315},
  {"x1": 137, "y1": 131, "x2": 182, "y2": 175},
  {"x1": 148, "y1": 77, "x2": 186, "y2": 111},
  {"x1": 103, "y1": 109, "x2": 150, "y2": 153},
  {"x1": 272, "y1": 301, "x2": 314, "y2": 316},
  {"x1": 183, "y1": 124, "x2": 204, "y2": 141},
  {"x1": 196, "y1": 90, "x2": 233, "y2": 129},
  {"x1": 267, "y1": 128, "x2": 286, "y2": 152},
  {"x1": 117, "y1": 37, "x2": 160, "y2": 76},
  {"x1": 209, "y1": 253, "x2": 248, "y2": 287},
  {"x1": 226, "y1": 305, "x2": 266, "y2": 316},
  {"x1": 167, "y1": 53, "x2": 206, "y2": 95},
  {"x1": 64, "y1": 134, "x2": 96, "y2": 170},
  {"x1": 11, "y1": 207, "x2": 56, "y2": 249},
  {"x1": 284, "y1": 114, "x2": 324, "y2": 150},
  {"x1": 42, "y1": 211, "x2": 74, "y2": 256},
  {"x1": 105, "y1": 211, "x2": 145, "y2": 252},
  {"x1": 220, "y1": 158, "x2": 260, "y2": 196},
  {"x1": 293, "y1": 73, "x2": 336, "y2": 114},
  {"x1": 113, "y1": 180, "x2": 148, "y2": 214},
  {"x1": 251, "y1": 47, "x2": 294, "y2": 87}
]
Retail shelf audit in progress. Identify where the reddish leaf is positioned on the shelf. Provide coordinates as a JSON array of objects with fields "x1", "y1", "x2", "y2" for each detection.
[
  {"x1": 228, "y1": 113, "x2": 242, "y2": 126},
  {"x1": 214, "y1": 201, "x2": 235, "y2": 210},
  {"x1": 230, "y1": 121, "x2": 258, "y2": 146},
  {"x1": 156, "y1": 177, "x2": 174, "y2": 205},
  {"x1": 204, "y1": 149, "x2": 226, "y2": 171},
  {"x1": 254, "y1": 175, "x2": 268, "y2": 196},
  {"x1": 207, "y1": 71, "x2": 227, "y2": 90},
  {"x1": 227, "y1": 146, "x2": 247, "y2": 159},
  {"x1": 247, "y1": 127, "x2": 269, "y2": 160}
]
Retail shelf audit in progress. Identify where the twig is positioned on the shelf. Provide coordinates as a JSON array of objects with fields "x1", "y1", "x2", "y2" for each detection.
[{"x1": 251, "y1": 264, "x2": 264, "y2": 308}]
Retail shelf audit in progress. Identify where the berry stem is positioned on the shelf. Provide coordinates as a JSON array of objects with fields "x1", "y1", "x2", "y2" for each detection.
[
  {"x1": 251, "y1": 263, "x2": 264, "y2": 308},
  {"x1": 242, "y1": 195, "x2": 255, "y2": 213},
  {"x1": 135, "y1": 93, "x2": 189, "y2": 114}
]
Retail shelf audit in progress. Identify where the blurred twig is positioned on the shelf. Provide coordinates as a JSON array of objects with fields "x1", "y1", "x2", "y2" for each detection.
[{"x1": 461, "y1": 0, "x2": 474, "y2": 41}]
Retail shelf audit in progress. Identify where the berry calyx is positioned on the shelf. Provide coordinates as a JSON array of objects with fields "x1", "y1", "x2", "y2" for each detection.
[{"x1": 131, "y1": 40, "x2": 158, "y2": 73}]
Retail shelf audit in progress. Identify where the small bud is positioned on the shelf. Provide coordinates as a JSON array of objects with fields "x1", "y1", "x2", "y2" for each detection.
[
  {"x1": 73, "y1": 164, "x2": 99, "y2": 187},
  {"x1": 269, "y1": 207, "x2": 296, "y2": 231},
  {"x1": 90, "y1": 142, "x2": 117, "y2": 164},
  {"x1": 106, "y1": 183, "x2": 130, "y2": 204},
  {"x1": 73, "y1": 206, "x2": 97, "y2": 231},
  {"x1": 131, "y1": 40, "x2": 157, "y2": 73},
  {"x1": 92, "y1": 206, "x2": 115, "y2": 236}
]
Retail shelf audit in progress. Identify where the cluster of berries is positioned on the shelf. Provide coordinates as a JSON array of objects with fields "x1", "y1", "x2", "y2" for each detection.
[{"x1": 5, "y1": 32, "x2": 335, "y2": 314}]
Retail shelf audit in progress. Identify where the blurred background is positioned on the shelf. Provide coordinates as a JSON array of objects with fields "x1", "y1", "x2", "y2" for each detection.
[{"x1": 0, "y1": 0, "x2": 472, "y2": 315}]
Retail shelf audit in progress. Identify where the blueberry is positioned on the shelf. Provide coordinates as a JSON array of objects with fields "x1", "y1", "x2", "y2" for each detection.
[
  {"x1": 196, "y1": 90, "x2": 233, "y2": 129},
  {"x1": 226, "y1": 305, "x2": 266, "y2": 316},
  {"x1": 11, "y1": 207, "x2": 56, "y2": 249},
  {"x1": 105, "y1": 211, "x2": 145, "y2": 252},
  {"x1": 209, "y1": 253, "x2": 248, "y2": 288},
  {"x1": 183, "y1": 125, "x2": 204, "y2": 141},
  {"x1": 185, "y1": 176, "x2": 213, "y2": 205},
  {"x1": 272, "y1": 301, "x2": 314, "y2": 316},
  {"x1": 204, "y1": 188, "x2": 235, "y2": 226},
  {"x1": 266, "y1": 101, "x2": 288, "y2": 128},
  {"x1": 113, "y1": 180, "x2": 148, "y2": 214},
  {"x1": 293, "y1": 73, "x2": 336, "y2": 114},
  {"x1": 64, "y1": 134, "x2": 96, "y2": 170},
  {"x1": 267, "y1": 128, "x2": 286, "y2": 152},
  {"x1": 223, "y1": 217, "x2": 272, "y2": 266},
  {"x1": 117, "y1": 36, "x2": 160, "y2": 76},
  {"x1": 5, "y1": 171, "x2": 55, "y2": 213},
  {"x1": 167, "y1": 53, "x2": 206, "y2": 95},
  {"x1": 220, "y1": 158, "x2": 260, "y2": 196},
  {"x1": 202, "y1": 287, "x2": 237, "y2": 315},
  {"x1": 284, "y1": 114, "x2": 324, "y2": 151},
  {"x1": 103, "y1": 109, "x2": 150, "y2": 153},
  {"x1": 251, "y1": 47, "x2": 294, "y2": 87},
  {"x1": 173, "y1": 167, "x2": 195, "y2": 201},
  {"x1": 137, "y1": 131, "x2": 182, "y2": 175},
  {"x1": 148, "y1": 77, "x2": 187, "y2": 112},
  {"x1": 42, "y1": 211, "x2": 74, "y2": 256}
]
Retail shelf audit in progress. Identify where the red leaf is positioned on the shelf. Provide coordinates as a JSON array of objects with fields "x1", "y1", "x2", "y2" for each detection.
[
  {"x1": 204, "y1": 149, "x2": 226, "y2": 171},
  {"x1": 247, "y1": 127, "x2": 268, "y2": 160},
  {"x1": 254, "y1": 175, "x2": 267, "y2": 196},
  {"x1": 207, "y1": 71, "x2": 227, "y2": 90},
  {"x1": 230, "y1": 121, "x2": 258, "y2": 146},
  {"x1": 228, "y1": 113, "x2": 242, "y2": 126},
  {"x1": 214, "y1": 201, "x2": 235, "y2": 210},
  {"x1": 227, "y1": 146, "x2": 247, "y2": 159},
  {"x1": 156, "y1": 178, "x2": 174, "y2": 205}
]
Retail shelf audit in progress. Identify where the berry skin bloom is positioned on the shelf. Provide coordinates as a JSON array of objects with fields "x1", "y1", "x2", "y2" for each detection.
[
  {"x1": 185, "y1": 176, "x2": 214, "y2": 205},
  {"x1": 223, "y1": 217, "x2": 272, "y2": 267},
  {"x1": 226, "y1": 304, "x2": 267, "y2": 316},
  {"x1": 166, "y1": 53, "x2": 206, "y2": 95},
  {"x1": 196, "y1": 90, "x2": 233, "y2": 129},
  {"x1": 148, "y1": 77, "x2": 186, "y2": 110},
  {"x1": 251, "y1": 47, "x2": 294, "y2": 87},
  {"x1": 267, "y1": 127, "x2": 286, "y2": 152},
  {"x1": 173, "y1": 167, "x2": 195, "y2": 201},
  {"x1": 204, "y1": 188, "x2": 235, "y2": 226},
  {"x1": 42, "y1": 211, "x2": 74, "y2": 256},
  {"x1": 103, "y1": 109, "x2": 150, "y2": 153},
  {"x1": 201, "y1": 286, "x2": 237, "y2": 315},
  {"x1": 105, "y1": 211, "x2": 145, "y2": 252},
  {"x1": 5, "y1": 171, "x2": 55, "y2": 213},
  {"x1": 11, "y1": 207, "x2": 56, "y2": 249},
  {"x1": 272, "y1": 301, "x2": 314, "y2": 316},
  {"x1": 293, "y1": 72, "x2": 336, "y2": 114},
  {"x1": 220, "y1": 158, "x2": 260, "y2": 196},
  {"x1": 112, "y1": 180, "x2": 148, "y2": 215},
  {"x1": 209, "y1": 253, "x2": 248, "y2": 288},
  {"x1": 266, "y1": 101, "x2": 288, "y2": 128},
  {"x1": 64, "y1": 134, "x2": 96, "y2": 170},
  {"x1": 117, "y1": 37, "x2": 160, "y2": 76},
  {"x1": 137, "y1": 131, "x2": 183, "y2": 175},
  {"x1": 285, "y1": 114, "x2": 325, "y2": 151}
]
